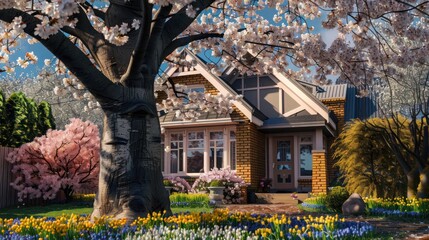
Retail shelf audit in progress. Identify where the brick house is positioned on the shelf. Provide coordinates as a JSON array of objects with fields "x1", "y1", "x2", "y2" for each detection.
[{"x1": 158, "y1": 49, "x2": 376, "y2": 194}]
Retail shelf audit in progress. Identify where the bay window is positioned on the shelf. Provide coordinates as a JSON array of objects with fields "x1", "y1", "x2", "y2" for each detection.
[{"x1": 162, "y1": 127, "x2": 236, "y2": 175}]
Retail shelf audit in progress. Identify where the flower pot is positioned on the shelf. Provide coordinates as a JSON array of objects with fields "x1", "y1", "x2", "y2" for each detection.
[{"x1": 208, "y1": 186, "x2": 224, "y2": 205}]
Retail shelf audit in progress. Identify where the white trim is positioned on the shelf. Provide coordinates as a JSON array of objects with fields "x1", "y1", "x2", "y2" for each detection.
[
  {"x1": 271, "y1": 68, "x2": 334, "y2": 128},
  {"x1": 161, "y1": 118, "x2": 235, "y2": 127},
  {"x1": 315, "y1": 129, "x2": 324, "y2": 150},
  {"x1": 283, "y1": 106, "x2": 305, "y2": 117},
  {"x1": 172, "y1": 70, "x2": 200, "y2": 77}
]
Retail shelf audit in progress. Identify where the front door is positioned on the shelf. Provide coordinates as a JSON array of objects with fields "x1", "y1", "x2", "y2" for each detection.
[{"x1": 272, "y1": 137, "x2": 294, "y2": 189}]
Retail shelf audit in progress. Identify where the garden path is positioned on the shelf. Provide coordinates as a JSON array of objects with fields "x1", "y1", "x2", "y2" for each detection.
[{"x1": 220, "y1": 204, "x2": 429, "y2": 240}]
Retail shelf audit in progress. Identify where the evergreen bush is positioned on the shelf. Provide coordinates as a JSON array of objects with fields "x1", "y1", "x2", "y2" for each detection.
[{"x1": 326, "y1": 186, "x2": 349, "y2": 213}]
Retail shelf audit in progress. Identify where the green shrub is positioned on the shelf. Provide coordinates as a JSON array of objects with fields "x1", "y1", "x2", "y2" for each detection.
[
  {"x1": 209, "y1": 180, "x2": 225, "y2": 187},
  {"x1": 305, "y1": 193, "x2": 327, "y2": 206},
  {"x1": 163, "y1": 179, "x2": 174, "y2": 186},
  {"x1": 169, "y1": 193, "x2": 210, "y2": 208},
  {"x1": 326, "y1": 186, "x2": 349, "y2": 213},
  {"x1": 72, "y1": 193, "x2": 96, "y2": 202}
]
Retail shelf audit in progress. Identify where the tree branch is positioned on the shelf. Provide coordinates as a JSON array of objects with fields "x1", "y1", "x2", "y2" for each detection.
[
  {"x1": 162, "y1": 32, "x2": 224, "y2": 60},
  {"x1": 0, "y1": 8, "x2": 122, "y2": 104},
  {"x1": 83, "y1": 1, "x2": 106, "y2": 20},
  {"x1": 162, "y1": 0, "x2": 216, "y2": 47},
  {"x1": 120, "y1": 1, "x2": 153, "y2": 84}
]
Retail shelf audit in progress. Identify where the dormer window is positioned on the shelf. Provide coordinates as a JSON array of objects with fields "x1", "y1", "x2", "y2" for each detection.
[{"x1": 232, "y1": 75, "x2": 280, "y2": 118}]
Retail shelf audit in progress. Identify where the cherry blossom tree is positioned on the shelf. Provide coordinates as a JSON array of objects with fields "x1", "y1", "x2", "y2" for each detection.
[
  {"x1": 7, "y1": 118, "x2": 100, "y2": 202},
  {"x1": 0, "y1": 0, "x2": 428, "y2": 220}
]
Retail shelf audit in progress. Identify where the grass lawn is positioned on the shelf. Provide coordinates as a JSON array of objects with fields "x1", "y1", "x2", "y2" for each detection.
[{"x1": 0, "y1": 202, "x2": 213, "y2": 219}]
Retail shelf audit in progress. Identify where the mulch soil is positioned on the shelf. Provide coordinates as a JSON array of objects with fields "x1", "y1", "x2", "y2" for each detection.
[{"x1": 220, "y1": 204, "x2": 429, "y2": 239}]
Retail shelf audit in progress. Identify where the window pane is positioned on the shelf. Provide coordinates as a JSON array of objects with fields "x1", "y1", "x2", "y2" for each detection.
[
  {"x1": 244, "y1": 76, "x2": 258, "y2": 88},
  {"x1": 179, "y1": 149, "x2": 184, "y2": 172},
  {"x1": 189, "y1": 140, "x2": 204, "y2": 148},
  {"x1": 210, "y1": 132, "x2": 223, "y2": 140},
  {"x1": 170, "y1": 150, "x2": 178, "y2": 173},
  {"x1": 277, "y1": 141, "x2": 291, "y2": 162},
  {"x1": 188, "y1": 131, "x2": 204, "y2": 173},
  {"x1": 230, "y1": 131, "x2": 236, "y2": 170},
  {"x1": 244, "y1": 90, "x2": 258, "y2": 107},
  {"x1": 231, "y1": 79, "x2": 242, "y2": 89},
  {"x1": 187, "y1": 150, "x2": 204, "y2": 173},
  {"x1": 300, "y1": 144, "x2": 313, "y2": 176},
  {"x1": 188, "y1": 131, "x2": 204, "y2": 140},
  {"x1": 171, "y1": 133, "x2": 183, "y2": 141},
  {"x1": 259, "y1": 76, "x2": 276, "y2": 87},
  {"x1": 170, "y1": 132, "x2": 183, "y2": 173},
  {"x1": 210, "y1": 131, "x2": 224, "y2": 169},
  {"x1": 230, "y1": 141, "x2": 236, "y2": 170},
  {"x1": 230, "y1": 131, "x2": 236, "y2": 140}
]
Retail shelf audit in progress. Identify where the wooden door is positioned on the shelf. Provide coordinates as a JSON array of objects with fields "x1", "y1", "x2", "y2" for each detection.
[{"x1": 272, "y1": 138, "x2": 294, "y2": 189}]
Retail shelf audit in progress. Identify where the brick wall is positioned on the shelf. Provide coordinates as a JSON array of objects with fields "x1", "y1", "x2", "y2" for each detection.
[
  {"x1": 321, "y1": 98, "x2": 346, "y2": 185},
  {"x1": 311, "y1": 150, "x2": 328, "y2": 194},
  {"x1": 235, "y1": 122, "x2": 266, "y2": 188},
  {"x1": 158, "y1": 74, "x2": 265, "y2": 190}
]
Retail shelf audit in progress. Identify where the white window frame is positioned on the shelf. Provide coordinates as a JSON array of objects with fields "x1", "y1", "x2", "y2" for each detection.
[
  {"x1": 234, "y1": 75, "x2": 282, "y2": 115},
  {"x1": 299, "y1": 135, "x2": 313, "y2": 178},
  {"x1": 163, "y1": 126, "x2": 237, "y2": 177}
]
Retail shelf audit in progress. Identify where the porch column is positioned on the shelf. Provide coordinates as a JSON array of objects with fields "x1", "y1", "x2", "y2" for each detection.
[{"x1": 311, "y1": 150, "x2": 328, "y2": 194}]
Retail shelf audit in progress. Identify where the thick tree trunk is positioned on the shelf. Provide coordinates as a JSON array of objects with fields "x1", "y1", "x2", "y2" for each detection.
[
  {"x1": 406, "y1": 167, "x2": 420, "y2": 198},
  {"x1": 417, "y1": 166, "x2": 429, "y2": 198},
  {"x1": 91, "y1": 104, "x2": 171, "y2": 221}
]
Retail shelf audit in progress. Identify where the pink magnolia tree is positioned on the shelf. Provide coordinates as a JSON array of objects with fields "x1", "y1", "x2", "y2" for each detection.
[
  {"x1": 7, "y1": 118, "x2": 100, "y2": 202},
  {"x1": 0, "y1": 0, "x2": 428, "y2": 220}
]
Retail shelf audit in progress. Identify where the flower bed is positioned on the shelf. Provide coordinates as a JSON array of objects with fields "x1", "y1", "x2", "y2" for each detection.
[
  {"x1": 0, "y1": 210, "x2": 375, "y2": 239},
  {"x1": 365, "y1": 197, "x2": 429, "y2": 217},
  {"x1": 301, "y1": 194, "x2": 429, "y2": 218}
]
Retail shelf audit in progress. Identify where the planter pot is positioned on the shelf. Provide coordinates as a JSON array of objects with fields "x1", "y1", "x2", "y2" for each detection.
[{"x1": 208, "y1": 186, "x2": 224, "y2": 205}]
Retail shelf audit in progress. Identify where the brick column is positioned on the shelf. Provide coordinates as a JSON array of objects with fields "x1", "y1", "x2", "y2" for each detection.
[{"x1": 311, "y1": 150, "x2": 328, "y2": 194}]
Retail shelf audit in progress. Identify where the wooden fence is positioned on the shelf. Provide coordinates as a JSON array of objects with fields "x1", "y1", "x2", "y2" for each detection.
[{"x1": 0, "y1": 146, "x2": 18, "y2": 209}]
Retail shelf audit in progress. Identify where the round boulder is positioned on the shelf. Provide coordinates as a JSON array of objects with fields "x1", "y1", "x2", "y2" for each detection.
[{"x1": 342, "y1": 193, "x2": 366, "y2": 216}]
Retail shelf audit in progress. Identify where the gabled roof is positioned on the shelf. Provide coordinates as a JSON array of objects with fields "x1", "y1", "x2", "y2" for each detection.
[
  {"x1": 160, "y1": 49, "x2": 339, "y2": 133},
  {"x1": 315, "y1": 84, "x2": 378, "y2": 121},
  {"x1": 269, "y1": 68, "x2": 337, "y2": 131},
  {"x1": 159, "y1": 49, "x2": 266, "y2": 126},
  {"x1": 314, "y1": 84, "x2": 348, "y2": 100}
]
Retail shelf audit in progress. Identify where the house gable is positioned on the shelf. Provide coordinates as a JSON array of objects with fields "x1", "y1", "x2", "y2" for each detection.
[
  {"x1": 159, "y1": 49, "x2": 265, "y2": 126},
  {"x1": 270, "y1": 68, "x2": 336, "y2": 132}
]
